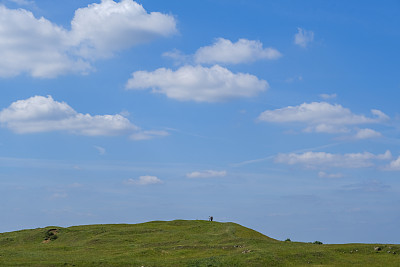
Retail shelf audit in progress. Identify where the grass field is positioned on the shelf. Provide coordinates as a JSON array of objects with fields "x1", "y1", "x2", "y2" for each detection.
[{"x1": 0, "y1": 220, "x2": 399, "y2": 266}]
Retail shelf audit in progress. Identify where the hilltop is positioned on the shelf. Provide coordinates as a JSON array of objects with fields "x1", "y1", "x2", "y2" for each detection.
[{"x1": 0, "y1": 220, "x2": 399, "y2": 266}]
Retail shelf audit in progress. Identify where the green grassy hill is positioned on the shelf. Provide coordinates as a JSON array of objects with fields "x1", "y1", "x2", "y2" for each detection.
[{"x1": 0, "y1": 220, "x2": 399, "y2": 266}]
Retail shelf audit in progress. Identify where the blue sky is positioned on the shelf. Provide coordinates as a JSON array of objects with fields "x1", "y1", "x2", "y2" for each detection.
[{"x1": 0, "y1": 0, "x2": 400, "y2": 244}]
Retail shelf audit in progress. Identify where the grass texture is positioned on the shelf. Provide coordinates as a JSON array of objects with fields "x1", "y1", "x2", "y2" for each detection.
[{"x1": 0, "y1": 220, "x2": 399, "y2": 266}]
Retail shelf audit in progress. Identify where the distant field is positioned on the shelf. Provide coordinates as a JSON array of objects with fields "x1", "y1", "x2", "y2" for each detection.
[{"x1": 0, "y1": 220, "x2": 399, "y2": 266}]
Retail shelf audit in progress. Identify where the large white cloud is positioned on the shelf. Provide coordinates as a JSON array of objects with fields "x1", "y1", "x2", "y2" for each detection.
[
  {"x1": 126, "y1": 65, "x2": 268, "y2": 102},
  {"x1": 0, "y1": 0, "x2": 176, "y2": 78},
  {"x1": 275, "y1": 150, "x2": 392, "y2": 169},
  {"x1": 0, "y1": 5, "x2": 89, "y2": 78},
  {"x1": 194, "y1": 38, "x2": 281, "y2": 64},
  {"x1": 258, "y1": 102, "x2": 389, "y2": 133},
  {"x1": 70, "y1": 0, "x2": 177, "y2": 59},
  {"x1": 0, "y1": 95, "x2": 141, "y2": 136}
]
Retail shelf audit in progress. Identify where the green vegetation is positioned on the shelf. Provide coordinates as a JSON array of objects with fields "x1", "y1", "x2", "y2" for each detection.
[{"x1": 0, "y1": 220, "x2": 399, "y2": 266}]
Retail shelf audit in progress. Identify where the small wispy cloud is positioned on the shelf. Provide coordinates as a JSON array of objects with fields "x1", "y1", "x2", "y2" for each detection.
[
  {"x1": 7, "y1": 0, "x2": 35, "y2": 6},
  {"x1": 130, "y1": 130, "x2": 169, "y2": 141},
  {"x1": 318, "y1": 171, "x2": 344, "y2": 178},
  {"x1": 124, "y1": 175, "x2": 163, "y2": 185},
  {"x1": 294, "y1": 28, "x2": 314, "y2": 48},
  {"x1": 50, "y1": 192, "x2": 68, "y2": 199},
  {"x1": 186, "y1": 170, "x2": 227, "y2": 178},
  {"x1": 342, "y1": 180, "x2": 390, "y2": 193},
  {"x1": 285, "y1": 75, "x2": 303, "y2": 83},
  {"x1": 275, "y1": 150, "x2": 392, "y2": 169},
  {"x1": 94, "y1": 145, "x2": 106, "y2": 155},
  {"x1": 319, "y1": 93, "x2": 337, "y2": 100},
  {"x1": 162, "y1": 49, "x2": 191, "y2": 65}
]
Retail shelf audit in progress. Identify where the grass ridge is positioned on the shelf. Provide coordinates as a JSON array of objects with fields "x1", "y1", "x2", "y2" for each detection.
[{"x1": 0, "y1": 220, "x2": 399, "y2": 266}]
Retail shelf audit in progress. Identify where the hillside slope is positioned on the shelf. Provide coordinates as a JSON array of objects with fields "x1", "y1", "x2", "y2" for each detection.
[{"x1": 0, "y1": 220, "x2": 399, "y2": 266}]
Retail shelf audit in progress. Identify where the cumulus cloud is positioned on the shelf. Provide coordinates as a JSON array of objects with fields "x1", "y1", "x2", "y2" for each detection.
[
  {"x1": 354, "y1": 128, "x2": 382, "y2": 139},
  {"x1": 125, "y1": 175, "x2": 163, "y2": 185},
  {"x1": 0, "y1": 5, "x2": 89, "y2": 78},
  {"x1": 258, "y1": 102, "x2": 389, "y2": 133},
  {"x1": 0, "y1": 95, "x2": 142, "y2": 137},
  {"x1": 294, "y1": 27, "x2": 314, "y2": 48},
  {"x1": 385, "y1": 157, "x2": 400, "y2": 171},
  {"x1": 126, "y1": 65, "x2": 268, "y2": 102},
  {"x1": 186, "y1": 170, "x2": 227, "y2": 178},
  {"x1": 70, "y1": 0, "x2": 177, "y2": 59},
  {"x1": 0, "y1": 1, "x2": 176, "y2": 78},
  {"x1": 275, "y1": 150, "x2": 392, "y2": 169},
  {"x1": 194, "y1": 38, "x2": 281, "y2": 64}
]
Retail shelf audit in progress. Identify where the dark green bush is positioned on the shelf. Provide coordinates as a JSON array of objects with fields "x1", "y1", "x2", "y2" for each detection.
[{"x1": 44, "y1": 229, "x2": 58, "y2": 241}]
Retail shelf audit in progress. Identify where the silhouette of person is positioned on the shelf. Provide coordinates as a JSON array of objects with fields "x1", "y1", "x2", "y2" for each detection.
[{"x1": 210, "y1": 216, "x2": 213, "y2": 222}]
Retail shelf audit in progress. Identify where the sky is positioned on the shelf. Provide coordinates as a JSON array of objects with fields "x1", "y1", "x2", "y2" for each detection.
[{"x1": 0, "y1": 0, "x2": 399, "y2": 244}]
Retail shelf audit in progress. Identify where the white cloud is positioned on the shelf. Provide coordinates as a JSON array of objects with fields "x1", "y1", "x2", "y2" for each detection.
[
  {"x1": 0, "y1": 1, "x2": 176, "y2": 78},
  {"x1": 162, "y1": 49, "x2": 191, "y2": 65},
  {"x1": 70, "y1": 0, "x2": 177, "y2": 59},
  {"x1": 285, "y1": 75, "x2": 303, "y2": 83},
  {"x1": 354, "y1": 128, "x2": 382, "y2": 139},
  {"x1": 94, "y1": 145, "x2": 106, "y2": 155},
  {"x1": 258, "y1": 102, "x2": 389, "y2": 133},
  {"x1": 0, "y1": 5, "x2": 90, "y2": 78},
  {"x1": 0, "y1": 95, "x2": 139, "y2": 136},
  {"x1": 194, "y1": 38, "x2": 281, "y2": 64},
  {"x1": 130, "y1": 130, "x2": 169, "y2": 141},
  {"x1": 125, "y1": 175, "x2": 163, "y2": 185},
  {"x1": 186, "y1": 170, "x2": 227, "y2": 178},
  {"x1": 319, "y1": 93, "x2": 337, "y2": 100},
  {"x1": 126, "y1": 65, "x2": 268, "y2": 102},
  {"x1": 385, "y1": 157, "x2": 400, "y2": 171},
  {"x1": 294, "y1": 27, "x2": 314, "y2": 48},
  {"x1": 275, "y1": 150, "x2": 392, "y2": 169},
  {"x1": 318, "y1": 171, "x2": 344, "y2": 178}
]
